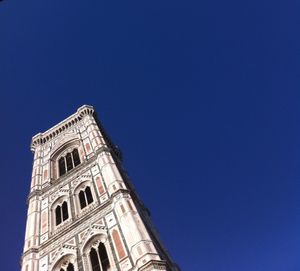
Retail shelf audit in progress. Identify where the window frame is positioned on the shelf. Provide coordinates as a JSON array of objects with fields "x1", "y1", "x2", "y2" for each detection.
[
  {"x1": 73, "y1": 181, "x2": 97, "y2": 216},
  {"x1": 56, "y1": 147, "x2": 81, "y2": 178},
  {"x1": 51, "y1": 196, "x2": 71, "y2": 231},
  {"x1": 78, "y1": 186, "x2": 94, "y2": 210},
  {"x1": 84, "y1": 239, "x2": 111, "y2": 271}
]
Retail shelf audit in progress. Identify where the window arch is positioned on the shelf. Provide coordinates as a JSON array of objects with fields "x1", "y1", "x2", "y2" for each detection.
[
  {"x1": 78, "y1": 186, "x2": 94, "y2": 209},
  {"x1": 51, "y1": 196, "x2": 70, "y2": 230},
  {"x1": 59, "y1": 148, "x2": 81, "y2": 177},
  {"x1": 73, "y1": 181, "x2": 97, "y2": 216},
  {"x1": 81, "y1": 234, "x2": 114, "y2": 271},
  {"x1": 55, "y1": 200, "x2": 69, "y2": 226},
  {"x1": 88, "y1": 243, "x2": 110, "y2": 271},
  {"x1": 50, "y1": 139, "x2": 82, "y2": 180}
]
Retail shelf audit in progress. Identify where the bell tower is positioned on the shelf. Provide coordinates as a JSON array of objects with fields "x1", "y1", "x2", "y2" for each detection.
[{"x1": 21, "y1": 105, "x2": 179, "y2": 271}]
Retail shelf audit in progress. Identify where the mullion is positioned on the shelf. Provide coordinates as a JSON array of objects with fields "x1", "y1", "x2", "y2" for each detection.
[
  {"x1": 84, "y1": 191, "x2": 88, "y2": 207},
  {"x1": 97, "y1": 249, "x2": 103, "y2": 271},
  {"x1": 71, "y1": 151, "x2": 75, "y2": 169},
  {"x1": 64, "y1": 156, "x2": 67, "y2": 173},
  {"x1": 59, "y1": 204, "x2": 64, "y2": 224}
]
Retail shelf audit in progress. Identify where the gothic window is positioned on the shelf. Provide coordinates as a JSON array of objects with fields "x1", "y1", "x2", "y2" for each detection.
[
  {"x1": 55, "y1": 201, "x2": 69, "y2": 226},
  {"x1": 78, "y1": 186, "x2": 94, "y2": 209},
  {"x1": 89, "y1": 243, "x2": 110, "y2": 271},
  {"x1": 58, "y1": 148, "x2": 81, "y2": 177}
]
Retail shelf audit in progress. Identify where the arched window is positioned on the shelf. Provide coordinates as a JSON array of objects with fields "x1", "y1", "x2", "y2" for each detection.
[
  {"x1": 55, "y1": 201, "x2": 69, "y2": 226},
  {"x1": 78, "y1": 187, "x2": 94, "y2": 209},
  {"x1": 89, "y1": 243, "x2": 110, "y2": 271},
  {"x1": 58, "y1": 148, "x2": 81, "y2": 177}
]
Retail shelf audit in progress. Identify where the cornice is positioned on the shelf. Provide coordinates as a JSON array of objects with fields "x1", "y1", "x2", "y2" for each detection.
[{"x1": 30, "y1": 105, "x2": 94, "y2": 152}]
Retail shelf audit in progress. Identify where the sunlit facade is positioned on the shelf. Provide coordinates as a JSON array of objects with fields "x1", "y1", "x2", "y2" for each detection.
[{"x1": 21, "y1": 105, "x2": 179, "y2": 271}]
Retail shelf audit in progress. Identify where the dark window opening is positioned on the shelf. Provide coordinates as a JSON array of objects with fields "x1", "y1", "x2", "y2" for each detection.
[
  {"x1": 66, "y1": 153, "x2": 73, "y2": 171},
  {"x1": 55, "y1": 206, "x2": 62, "y2": 225},
  {"x1": 56, "y1": 201, "x2": 69, "y2": 226},
  {"x1": 66, "y1": 263, "x2": 74, "y2": 271},
  {"x1": 90, "y1": 248, "x2": 101, "y2": 271},
  {"x1": 59, "y1": 157, "x2": 66, "y2": 176},
  {"x1": 79, "y1": 190, "x2": 87, "y2": 209},
  {"x1": 73, "y1": 149, "x2": 81, "y2": 167},
  {"x1": 86, "y1": 186, "x2": 93, "y2": 204},
  {"x1": 99, "y1": 243, "x2": 110, "y2": 271},
  {"x1": 58, "y1": 148, "x2": 81, "y2": 177},
  {"x1": 79, "y1": 186, "x2": 94, "y2": 209},
  {"x1": 62, "y1": 201, "x2": 68, "y2": 221}
]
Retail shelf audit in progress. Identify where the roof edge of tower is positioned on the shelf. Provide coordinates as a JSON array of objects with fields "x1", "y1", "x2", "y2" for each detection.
[{"x1": 30, "y1": 105, "x2": 95, "y2": 152}]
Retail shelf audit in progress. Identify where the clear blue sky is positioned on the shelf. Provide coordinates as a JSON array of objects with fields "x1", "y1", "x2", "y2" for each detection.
[{"x1": 0, "y1": 0, "x2": 300, "y2": 270}]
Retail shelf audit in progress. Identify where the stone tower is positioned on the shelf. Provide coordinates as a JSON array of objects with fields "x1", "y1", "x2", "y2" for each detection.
[{"x1": 21, "y1": 105, "x2": 179, "y2": 271}]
